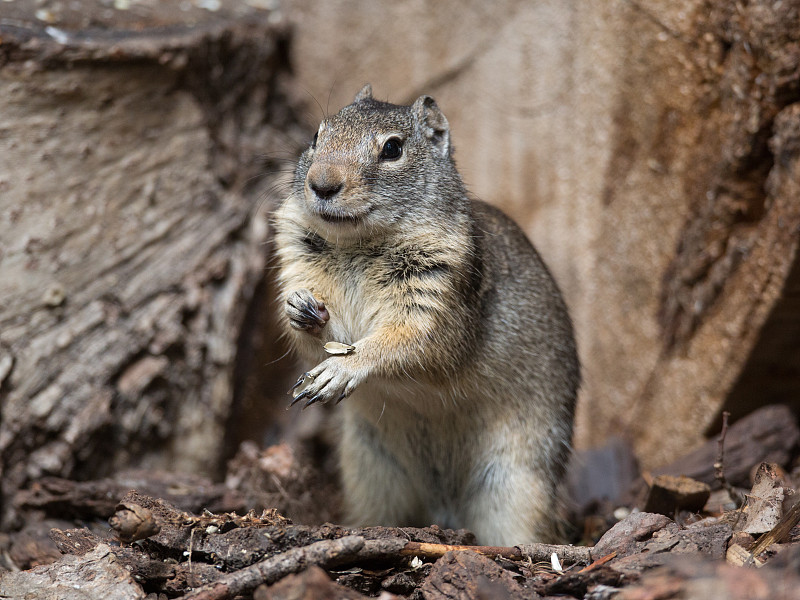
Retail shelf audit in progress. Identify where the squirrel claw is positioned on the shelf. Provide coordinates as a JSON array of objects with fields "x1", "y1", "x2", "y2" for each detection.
[
  {"x1": 287, "y1": 358, "x2": 365, "y2": 409},
  {"x1": 288, "y1": 390, "x2": 310, "y2": 407},
  {"x1": 302, "y1": 394, "x2": 324, "y2": 409},
  {"x1": 289, "y1": 372, "x2": 312, "y2": 395}
]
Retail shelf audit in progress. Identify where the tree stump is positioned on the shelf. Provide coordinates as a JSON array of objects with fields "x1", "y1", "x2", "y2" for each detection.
[{"x1": 0, "y1": 0, "x2": 301, "y2": 526}]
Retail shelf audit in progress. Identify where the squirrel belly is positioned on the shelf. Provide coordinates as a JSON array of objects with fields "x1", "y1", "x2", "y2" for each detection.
[{"x1": 272, "y1": 84, "x2": 579, "y2": 545}]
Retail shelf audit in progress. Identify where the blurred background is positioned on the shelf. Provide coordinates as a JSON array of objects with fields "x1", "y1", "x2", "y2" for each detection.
[{"x1": 1, "y1": 0, "x2": 799, "y2": 530}]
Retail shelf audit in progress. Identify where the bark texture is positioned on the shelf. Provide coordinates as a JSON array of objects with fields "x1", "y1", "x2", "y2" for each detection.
[
  {"x1": 0, "y1": 543, "x2": 146, "y2": 600},
  {"x1": 0, "y1": 0, "x2": 301, "y2": 525}
]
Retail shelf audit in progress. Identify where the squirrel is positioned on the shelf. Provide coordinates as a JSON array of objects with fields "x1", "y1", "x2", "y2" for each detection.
[{"x1": 272, "y1": 84, "x2": 579, "y2": 545}]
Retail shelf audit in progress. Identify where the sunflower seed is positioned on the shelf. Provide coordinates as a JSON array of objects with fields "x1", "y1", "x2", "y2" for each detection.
[{"x1": 324, "y1": 341, "x2": 355, "y2": 355}]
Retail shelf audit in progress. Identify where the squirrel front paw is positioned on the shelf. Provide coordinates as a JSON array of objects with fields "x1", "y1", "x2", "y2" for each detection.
[
  {"x1": 289, "y1": 357, "x2": 366, "y2": 408},
  {"x1": 286, "y1": 289, "x2": 329, "y2": 335}
]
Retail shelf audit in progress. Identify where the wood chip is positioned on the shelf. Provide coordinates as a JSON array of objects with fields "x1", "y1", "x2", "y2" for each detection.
[
  {"x1": 644, "y1": 474, "x2": 711, "y2": 516},
  {"x1": 726, "y1": 543, "x2": 764, "y2": 567}
]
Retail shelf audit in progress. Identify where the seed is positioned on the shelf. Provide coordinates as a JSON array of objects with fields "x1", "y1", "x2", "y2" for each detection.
[{"x1": 324, "y1": 341, "x2": 355, "y2": 355}]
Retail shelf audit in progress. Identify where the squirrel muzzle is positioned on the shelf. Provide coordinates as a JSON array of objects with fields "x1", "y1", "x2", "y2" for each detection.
[
  {"x1": 307, "y1": 162, "x2": 344, "y2": 202},
  {"x1": 304, "y1": 162, "x2": 370, "y2": 224}
]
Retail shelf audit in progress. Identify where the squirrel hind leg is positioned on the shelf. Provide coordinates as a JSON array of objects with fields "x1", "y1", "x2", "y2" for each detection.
[
  {"x1": 339, "y1": 413, "x2": 427, "y2": 528},
  {"x1": 462, "y1": 468, "x2": 562, "y2": 546}
]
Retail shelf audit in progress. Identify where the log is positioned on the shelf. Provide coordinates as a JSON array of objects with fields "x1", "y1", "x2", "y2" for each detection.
[{"x1": 0, "y1": 0, "x2": 298, "y2": 527}]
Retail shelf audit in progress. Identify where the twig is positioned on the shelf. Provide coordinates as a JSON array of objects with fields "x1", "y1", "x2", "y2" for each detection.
[
  {"x1": 179, "y1": 535, "x2": 365, "y2": 600},
  {"x1": 714, "y1": 410, "x2": 743, "y2": 506},
  {"x1": 404, "y1": 541, "x2": 525, "y2": 561},
  {"x1": 188, "y1": 527, "x2": 195, "y2": 574},
  {"x1": 355, "y1": 538, "x2": 593, "y2": 565},
  {"x1": 515, "y1": 543, "x2": 594, "y2": 565},
  {"x1": 352, "y1": 537, "x2": 594, "y2": 567},
  {"x1": 713, "y1": 411, "x2": 730, "y2": 487},
  {"x1": 576, "y1": 551, "x2": 617, "y2": 573}
]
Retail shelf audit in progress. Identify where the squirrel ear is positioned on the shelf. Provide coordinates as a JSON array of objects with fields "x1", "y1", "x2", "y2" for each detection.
[
  {"x1": 354, "y1": 84, "x2": 373, "y2": 102},
  {"x1": 412, "y1": 96, "x2": 450, "y2": 157}
]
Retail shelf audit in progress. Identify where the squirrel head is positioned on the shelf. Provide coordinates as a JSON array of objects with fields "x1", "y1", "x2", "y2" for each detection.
[{"x1": 291, "y1": 84, "x2": 464, "y2": 242}]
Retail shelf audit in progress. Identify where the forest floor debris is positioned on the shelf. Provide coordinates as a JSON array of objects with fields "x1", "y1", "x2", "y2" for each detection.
[{"x1": 1, "y1": 404, "x2": 800, "y2": 599}]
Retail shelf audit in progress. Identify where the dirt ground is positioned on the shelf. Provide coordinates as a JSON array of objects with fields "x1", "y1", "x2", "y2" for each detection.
[{"x1": 1, "y1": 404, "x2": 799, "y2": 599}]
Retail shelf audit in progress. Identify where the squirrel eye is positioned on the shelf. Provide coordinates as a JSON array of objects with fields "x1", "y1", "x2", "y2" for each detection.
[
  {"x1": 380, "y1": 137, "x2": 403, "y2": 160},
  {"x1": 311, "y1": 132, "x2": 318, "y2": 149}
]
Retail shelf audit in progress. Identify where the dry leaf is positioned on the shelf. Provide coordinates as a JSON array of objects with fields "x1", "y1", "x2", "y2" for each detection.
[{"x1": 738, "y1": 463, "x2": 785, "y2": 534}]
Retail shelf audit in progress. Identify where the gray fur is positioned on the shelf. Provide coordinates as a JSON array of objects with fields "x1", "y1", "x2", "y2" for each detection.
[{"x1": 273, "y1": 88, "x2": 579, "y2": 545}]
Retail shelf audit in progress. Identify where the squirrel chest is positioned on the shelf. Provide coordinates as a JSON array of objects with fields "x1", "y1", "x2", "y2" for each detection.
[{"x1": 278, "y1": 220, "x2": 478, "y2": 366}]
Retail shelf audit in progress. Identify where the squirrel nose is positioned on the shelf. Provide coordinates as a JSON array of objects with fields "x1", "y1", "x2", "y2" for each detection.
[
  {"x1": 307, "y1": 165, "x2": 344, "y2": 201},
  {"x1": 310, "y1": 180, "x2": 342, "y2": 201}
]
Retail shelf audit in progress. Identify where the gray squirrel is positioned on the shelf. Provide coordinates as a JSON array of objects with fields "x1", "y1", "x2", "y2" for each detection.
[{"x1": 273, "y1": 85, "x2": 579, "y2": 545}]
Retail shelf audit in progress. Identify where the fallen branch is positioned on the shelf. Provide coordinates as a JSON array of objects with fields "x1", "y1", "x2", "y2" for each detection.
[
  {"x1": 357, "y1": 538, "x2": 593, "y2": 565},
  {"x1": 576, "y1": 551, "x2": 617, "y2": 573},
  {"x1": 179, "y1": 535, "x2": 365, "y2": 600},
  {"x1": 516, "y1": 543, "x2": 594, "y2": 565},
  {"x1": 404, "y1": 541, "x2": 525, "y2": 561}
]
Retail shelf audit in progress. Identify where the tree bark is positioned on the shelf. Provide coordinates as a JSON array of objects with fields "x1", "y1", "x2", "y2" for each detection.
[
  {"x1": 0, "y1": 0, "x2": 300, "y2": 526},
  {"x1": 0, "y1": 543, "x2": 146, "y2": 600}
]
